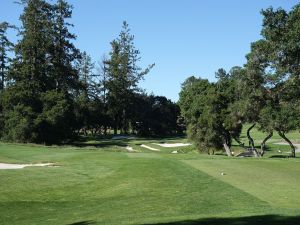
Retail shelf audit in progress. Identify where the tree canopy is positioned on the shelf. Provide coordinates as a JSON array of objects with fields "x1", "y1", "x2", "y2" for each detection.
[
  {"x1": 179, "y1": 4, "x2": 300, "y2": 157},
  {"x1": 0, "y1": 1, "x2": 299, "y2": 152}
]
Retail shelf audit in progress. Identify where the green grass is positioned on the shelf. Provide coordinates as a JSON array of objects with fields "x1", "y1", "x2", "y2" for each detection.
[
  {"x1": 240, "y1": 124, "x2": 299, "y2": 143},
  {"x1": 0, "y1": 145, "x2": 299, "y2": 224},
  {"x1": 183, "y1": 157, "x2": 300, "y2": 208},
  {"x1": 229, "y1": 124, "x2": 299, "y2": 157},
  {"x1": 0, "y1": 127, "x2": 299, "y2": 224}
]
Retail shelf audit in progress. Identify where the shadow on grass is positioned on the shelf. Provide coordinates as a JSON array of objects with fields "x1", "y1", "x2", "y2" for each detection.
[
  {"x1": 70, "y1": 135, "x2": 187, "y2": 149},
  {"x1": 269, "y1": 155, "x2": 299, "y2": 158},
  {"x1": 270, "y1": 155, "x2": 290, "y2": 158},
  {"x1": 142, "y1": 214, "x2": 300, "y2": 225},
  {"x1": 68, "y1": 221, "x2": 95, "y2": 225},
  {"x1": 72, "y1": 139, "x2": 129, "y2": 148}
]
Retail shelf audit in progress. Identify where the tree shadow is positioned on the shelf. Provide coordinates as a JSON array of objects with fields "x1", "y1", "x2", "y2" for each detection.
[
  {"x1": 67, "y1": 221, "x2": 95, "y2": 225},
  {"x1": 71, "y1": 139, "x2": 129, "y2": 148},
  {"x1": 70, "y1": 134, "x2": 187, "y2": 149},
  {"x1": 142, "y1": 214, "x2": 300, "y2": 225},
  {"x1": 269, "y1": 155, "x2": 299, "y2": 158},
  {"x1": 270, "y1": 155, "x2": 289, "y2": 158}
]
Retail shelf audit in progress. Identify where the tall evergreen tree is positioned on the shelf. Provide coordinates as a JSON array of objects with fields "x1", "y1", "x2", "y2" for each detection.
[
  {"x1": 106, "y1": 21, "x2": 154, "y2": 134},
  {"x1": 78, "y1": 51, "x2": 94, "y2": 98},
  {"x1": 2, "y1": 0, "x2": 53, "y2": 142},
  {"x1": 50, "y1": 0, "x2": 80, "y2": 94},
  {"x1": 0, "y1": 22, "x2": 14, "y2": 92},
  {"x1": 0, "y1": 22, "x2": 15, "y2": 137},
  {"x1": 2, "y1": 0, "x2": 80, "y2": 143},
  {"x1": 74, "y1": 51, "x2": 95, "y2": 134}
]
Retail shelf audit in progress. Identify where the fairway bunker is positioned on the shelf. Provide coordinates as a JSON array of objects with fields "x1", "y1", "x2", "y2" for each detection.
[
  {"x1": 125, "y1": 146, "x2": 138, "y2": 152},
  {"x1": 0, "y1": 163, "x2": 57, "y2": 170},
  {"x1": 140, "y1": 144, "x2": 160, "y2": 151},
  {"x1": 155, "y1": 143, "x2": 192, "y2": 147}
]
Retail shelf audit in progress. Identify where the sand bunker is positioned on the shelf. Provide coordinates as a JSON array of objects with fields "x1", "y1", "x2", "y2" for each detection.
[
  {"x1": 125, "y1": 146, "x2": 138, "y2": 152},
  {"x1": 0, "y1": 163, "x2": 56, "y2": 170},
  {"x1": 140, "y1": 144, "x2": 160, "y2": 151},
  {"x1": 155, "y1": 143, "x2": 192, "y2": 148}
]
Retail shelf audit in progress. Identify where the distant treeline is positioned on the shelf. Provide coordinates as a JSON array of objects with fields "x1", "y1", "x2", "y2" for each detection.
[
  {"x1": 179, "y1": 5, "x2": 300, "y2": 157},
  {"x1": 0, "y1": 0, "x2": 183, "y2": 144}
]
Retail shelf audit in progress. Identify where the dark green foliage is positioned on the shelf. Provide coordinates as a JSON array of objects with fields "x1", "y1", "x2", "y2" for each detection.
[
  {"x1": 0, "y1": 22, "x2": 15, "y2": 91},
  {"x1": 248, "y1": 5, "x2": 300, "y2": 156},
  {"x1": 2, "y1": 0, "x2": 80, "y2": 144},
  {"x1": 132, "y1": 94, "x2": 181, "y2": 136},
  {"x1": 105, "y1": 21, "x2": 154, "y2": 134},
  {"x1": 3, "y1": 104, "x2": 36, "y2": 142},
  {"x1": 179, "y1": 72, "x2": 243, "y2": 155},
  {"x1": 50, "y1": 0, "x2": 80, "y2": 94},
  {"x1": 0, "y1": 22, "x2": 15, "y2": 138},
  {"x1": 36, "y1": 90, "x2": 73, "y2": 143}
]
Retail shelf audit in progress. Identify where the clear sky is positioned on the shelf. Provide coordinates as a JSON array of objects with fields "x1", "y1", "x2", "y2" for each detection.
[{"x1": 0, "y1": 0, "x2": 298, "y2": 101}]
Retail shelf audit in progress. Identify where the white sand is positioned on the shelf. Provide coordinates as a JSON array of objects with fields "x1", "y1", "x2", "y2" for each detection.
[
  {"x1": 140, "y1": 144, "x2": 160, "y2": 151},
  {"x1": 0, "y1": 163, "x2": 55, "y2": 170},
  {"x1": 155, "y1": 143, "x2": 192, "y2": 148},
  {"x1": 125, "y1": 146, "x2": 136, "y2": 152}
]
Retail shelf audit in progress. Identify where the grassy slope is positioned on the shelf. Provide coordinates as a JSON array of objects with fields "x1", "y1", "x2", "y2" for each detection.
[
  {"x1": 240, "y1": 124, "x2": 299, "y2": 143},
  {"x1": 0, "y1": 125, "x2": 299, "y2": 225},
  {"x1": 182, "y1": 156, "x2": 300, "y2": 209},
  {"x1": 0, "y1": 144, "x2": 270, "y2": 225}
]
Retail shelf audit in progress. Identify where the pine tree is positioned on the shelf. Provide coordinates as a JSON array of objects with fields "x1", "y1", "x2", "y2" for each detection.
[
  {"x1": 2, "y1": 0, "x2": 53, "y2": 142},
  {"x1": 50, "y1": 0, "x2": 80, "y2": 94},
  {"x1": 0, "y1": 22, "x2": 14, "y2": 91},
  {"x1": 2, "y1": 0, "x2": 80, "y2": 143},
  {"x1": 106, "y1": 21, "x2": 154, "y2": 134},
  {"x1": 0, "y1": 22, "x2": 15, "y2": 138},
  {"x1": 77, "y1": 51, "x2": 95, "y2": 98}
]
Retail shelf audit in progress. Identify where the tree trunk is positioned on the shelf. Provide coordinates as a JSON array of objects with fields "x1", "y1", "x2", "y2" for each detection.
[
  {"x1": 1, "y1": 41, "x2": 5, "y2": 91},
  {"x1": 246, "y1": 123, "x2": 260, "y2": 157},
  {"x1": 104, "y1": 125, "x2": 107, "y2": 135},
  {"x1": 223, "y1": 142, "x2": 233, "y2": 157},
  {"x1": 260, "y1": 132, "x2": 273, "y2": 156},
  {"x1": 0, "y1": 66, "x2": 4, "y2": 91},
  {"x1": 247, "y1": 123, "x2": 256, "y2": 148},
  {"x1": 252, "y1": 148, "x2": 260, "y2": 157},
  {"x1": 278, "y1": 131, "x2": 296, "y2": 158}
]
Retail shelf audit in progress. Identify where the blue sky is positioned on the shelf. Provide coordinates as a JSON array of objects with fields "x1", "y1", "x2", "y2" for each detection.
[{"x1": 0, "y1": 0, "x2": 298, "y2": 101}]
